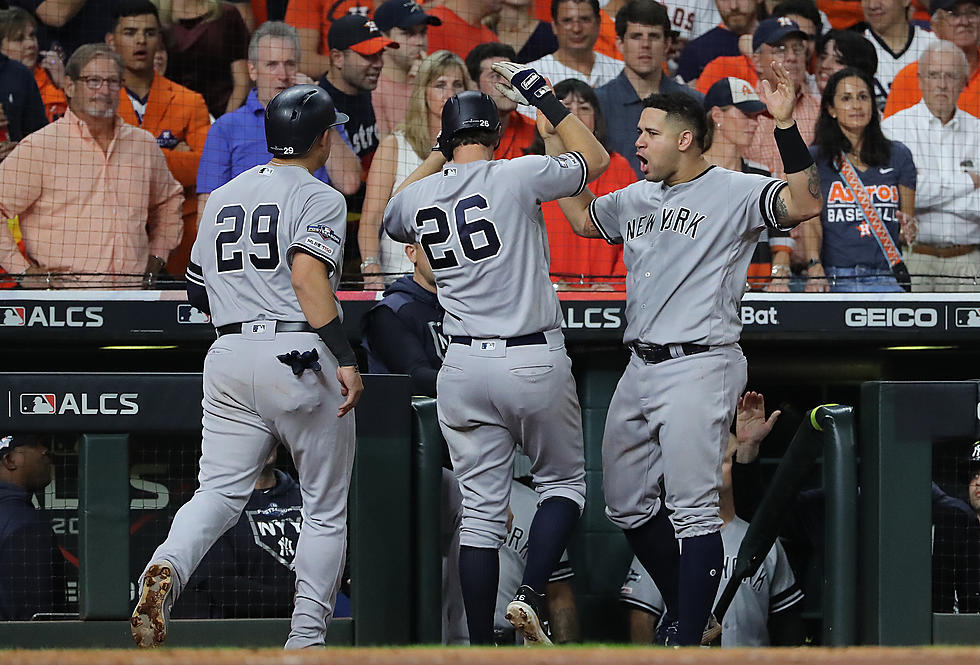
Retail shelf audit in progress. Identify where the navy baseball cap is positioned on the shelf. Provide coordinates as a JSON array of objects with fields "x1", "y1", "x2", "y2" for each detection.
[
  {"x1": 930, "y1": 0, "x2": 979, "y2": 13},
  {"x1": 752, "y1": 17, "x2": 808, "y2": 51},
  {"x1": 0, "y1": 434, "x2": 43, "y2": 455},
  {"x1": 704, "y1": 77, "x2": 766, "y2": 115},
  {"x1": 328, "y1": 15, "x2": 398, "y2": 55},
  {"x1": 374, "y1": 0, "x2": 442, "y2": 32}
]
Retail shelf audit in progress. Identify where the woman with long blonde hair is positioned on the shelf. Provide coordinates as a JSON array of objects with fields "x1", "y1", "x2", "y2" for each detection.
[{"x1": 358, "y1": 50, "x2": 471, "y2": 289}]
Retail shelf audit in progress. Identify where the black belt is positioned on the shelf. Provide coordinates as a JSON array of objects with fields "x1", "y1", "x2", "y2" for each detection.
[
  {"x1": 216, "y1": 321, "x2": 315, "y2": 337},
  {"x1": 630, "y1": 342, "x2": 710, "y2": 364},
  {"x1": 450, "y1": 332, "x2": 547, "y2": 347}
]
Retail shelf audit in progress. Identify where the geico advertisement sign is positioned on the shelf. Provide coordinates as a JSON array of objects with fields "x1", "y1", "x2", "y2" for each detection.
[
  {"x1": 18, "y1": 392, "x2": 139, "y2": 415},
  {"x1": 0, "y1": 305, "x2": 104, "y2": 327},
  {"x1": 844, "y1": 307, "x2": 939, "y2": 327}
]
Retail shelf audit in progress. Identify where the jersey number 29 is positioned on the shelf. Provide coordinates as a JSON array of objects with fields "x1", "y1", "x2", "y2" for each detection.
[
  {"x1": 214, "y1": 203, "x2": 281, "y2": 273},
  {"x1": 415, "y1": 194, "x2": 502, "y2": 270}
]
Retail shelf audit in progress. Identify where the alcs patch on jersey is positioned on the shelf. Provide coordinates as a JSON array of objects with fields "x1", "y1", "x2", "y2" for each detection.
[
  {"x1": 307, "y1": 223, "x2": 343, "y2": 245},
  {"x1": 303, "y1": 236, "x2": 335, "y2": 255}
]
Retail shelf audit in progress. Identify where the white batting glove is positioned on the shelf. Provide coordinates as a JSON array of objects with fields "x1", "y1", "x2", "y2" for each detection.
[{"x1": 490, "y1": 61, "x2": 552, "y2": 107}]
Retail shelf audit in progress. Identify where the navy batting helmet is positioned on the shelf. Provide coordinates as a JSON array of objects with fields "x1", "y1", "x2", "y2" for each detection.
[
  {"x1": 265, "y1": 85, "x2": 349, "y2": 158},
  {"x1": 438, "y1": 91, "x2": 501, "y2": 160}
]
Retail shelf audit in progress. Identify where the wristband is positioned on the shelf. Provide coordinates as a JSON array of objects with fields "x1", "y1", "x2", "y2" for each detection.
[
  {"x1": 316, "y1": 318, "x2": 358, "y2": 367},
  {"x1": 773, "y1": 122, "x2": 813, "y2": 174},
  {"x1": 537, "y1": 93, "x2": 571, "y2": 128}
]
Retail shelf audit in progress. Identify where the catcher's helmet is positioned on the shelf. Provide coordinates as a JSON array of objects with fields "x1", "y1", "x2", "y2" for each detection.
[
  {"x1": 265, "y1": 84, "x2": 349, "y2": 158},
  {"x1": 439, "y1": 91, "x2": 501, "y2": 160}
]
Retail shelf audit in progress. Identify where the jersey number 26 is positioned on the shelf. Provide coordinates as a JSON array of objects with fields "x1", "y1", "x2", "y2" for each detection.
[{"x1": 415, "y1": 194, "x2": 502, "y2": 270}]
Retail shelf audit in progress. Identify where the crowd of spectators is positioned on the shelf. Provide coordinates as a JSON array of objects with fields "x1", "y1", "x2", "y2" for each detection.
[{"x1": 0, "y1": 0, "x2": 977, "y2": 291}]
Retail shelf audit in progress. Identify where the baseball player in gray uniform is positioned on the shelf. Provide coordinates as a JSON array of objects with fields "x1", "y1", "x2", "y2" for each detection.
[
  {"x1": 131, "y1": 85, "x2": 363, "y2": 649},
  {"x1": 548, "y1": 60, "x2": 822, "y2": 646},
  {"x1": 620, "y1": 439, "x2": 804, "y2": 647},
  {"x1": 383, "y1": 77, "x2": 609, "y2": 645}
]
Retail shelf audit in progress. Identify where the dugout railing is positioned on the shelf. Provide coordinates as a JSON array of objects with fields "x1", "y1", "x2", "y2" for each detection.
[
  {"x1": 861, "y1": 381, "x2": 980, "y2": 646},
  {"x1": 0, "y1": 371, "x2": 414, "y2": 648}
]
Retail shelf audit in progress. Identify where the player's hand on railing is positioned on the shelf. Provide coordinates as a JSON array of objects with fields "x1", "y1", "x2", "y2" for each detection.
[
  {"x1": 804, "y1": 261, "x2": 828, "y2": 293},
  {"x1": 336, "y1": 365, "x2": 363, "y2": 417},
  {"x1": 735, "y1": 391, "x2": 781, "y2": 463},
  {"x1": 766, "y1": 263, "x2": 791, "y2": 292}
]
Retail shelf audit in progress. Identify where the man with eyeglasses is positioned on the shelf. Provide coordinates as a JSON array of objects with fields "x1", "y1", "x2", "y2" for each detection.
[
  {"x1": 0, "y1": 43, "x2": 182, "y2": 288},
  {"x1": 884, "y1": 0, "x2": 980, "y2": 118},
  {"x1": 882, "y1": 40, "x2": 980, "y2": 291}
]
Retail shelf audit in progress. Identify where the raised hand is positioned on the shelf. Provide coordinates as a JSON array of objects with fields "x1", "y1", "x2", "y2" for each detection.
[
  {"x1": 758, "y1": 60, "x2": 797, "y2": 126},
  {"x1": 735, "y1": 391, "x2": 781, "y2": 463},
  {"x1": 490, "y1": 61, "x2": 551, "y2": 107}
]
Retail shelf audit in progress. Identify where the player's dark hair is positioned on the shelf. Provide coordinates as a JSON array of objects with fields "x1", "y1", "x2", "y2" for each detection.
[
  {"x1": 642, "y1": 92, "x2": 708, "y2": 152},
  {"x1": 449, "y1": 128, "x2": 500, "y2": 154},
  {"x1": 771, "y1": 0, "x2": 822, "y2": 37},
  {"x1": 614, "y1": 0, "x2": 671, "y2": 39},
  {"x1": 111, "y1": 0, "x2": 160, "y2": 31},
  {"x1": 551, "y1": 0, "x2": 600, "y2": 21},
  {"x1": 813, "y1": 67, "x2": 891, "y2": 168},
  {"x1": 464, "y1": 42, "x2": 517, "y2": 83},
  {"x1": 816, "y1": 29, "x2": 878, "y2": 78}
]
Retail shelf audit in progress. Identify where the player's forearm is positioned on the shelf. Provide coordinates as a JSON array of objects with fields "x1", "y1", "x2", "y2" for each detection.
[
  {"x1": 774, "y1": 123, "x2": 822, "y2": 226},
  {"x1": 554, "y1": 114, "x2": 609, "y2": 185},
  {"x1": 35, "y1": 0, "x2": 86, "y2": 27},
  {"x1": 392, "y1": 150, "x2": 445, "y2": 197},
  {"x1": 556, "y1": 191, "x2": 600, "y2": 238}
]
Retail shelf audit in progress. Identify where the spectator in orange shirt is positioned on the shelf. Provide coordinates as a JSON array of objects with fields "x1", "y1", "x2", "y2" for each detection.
[
  {"x1": 0, "y1": 7, "x2": 66, "y2": 122},
  {"x1": 537, "y1": 79, "x2": 630, "y2": 290},
  {"x1": 0, "y1": 44, "x2": 183, "y2": 288},
  {"x1": 426, "y1": 0, "x2": 501, "y2": 58},
  {"x1": 816, "y1": 29, "x2": 878, "y2": 92},
  {"x1": 696, "y1": 2, "x2": 822, "y2": 94},
  {"x1": 883, "y1": 0, "x2": 980, "y2": 118},
  {"x1": 285, "y1": 0, "x2": 375, "y2": 79},
  {"x1": 107, "y1": 0, "x2": 210, "y2": 277},
  {"x1": 465, "y1": 42, "x2": 537, "y2": 159},
  {"x1": 373, "y1": 0, "x2": 442, "y2": 136}
]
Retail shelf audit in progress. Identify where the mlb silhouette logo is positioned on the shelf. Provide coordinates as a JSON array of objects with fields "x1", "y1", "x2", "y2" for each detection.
[
  {"x1": 177, "y1": 304, "x2": 211, "y2": 324},
  {"x1": 955, "y1": 308, "x2": 980, "y2": 328},
  {"x1": 20, "y1": 393, "x2": 56, "y2": 414},
  {"x1": 1, "y1": 307, "x2": 26, "y2": 326},
  {"x1": 480, "y1": 341, "x2": 497, "y2": 351},
  {"x1": 252, "y1": 323, "x2": 268, "y2": 334}
]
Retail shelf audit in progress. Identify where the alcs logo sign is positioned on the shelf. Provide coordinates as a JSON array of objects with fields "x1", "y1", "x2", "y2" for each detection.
[{"x1": 19, "y1": 392, "x2": 140, "y2": 415}]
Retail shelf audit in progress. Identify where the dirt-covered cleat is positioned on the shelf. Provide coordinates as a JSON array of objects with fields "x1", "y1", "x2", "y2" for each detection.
[
  {"x1": 131, "y1": 561, "x2": 175, "y2": 648},
  {"x1": 505, "y1": 584, "x2": 553, "y2": 646}
]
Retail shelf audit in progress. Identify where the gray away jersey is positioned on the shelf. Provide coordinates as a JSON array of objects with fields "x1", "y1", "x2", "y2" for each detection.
[
  {"x1": 186, "y1": 163, "x2": 347, "y2": 328},
  {"x1": 590, "y1": 166, "x2": 786, "y2": 346},
  {"x1": 383, "y1": 153, "x2": 587, "y2": 338},
  {"x1": 619, "y1": 517, "x2": 804, "y2": 647}
]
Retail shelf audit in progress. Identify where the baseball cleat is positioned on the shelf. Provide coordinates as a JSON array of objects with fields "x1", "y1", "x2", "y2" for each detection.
[
  {"x1": 505, "y1": 584, "x2": 552, "y2": 646},
  {"x1": 131, "y1": 561, "x2": 175, "y2": 648}
]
